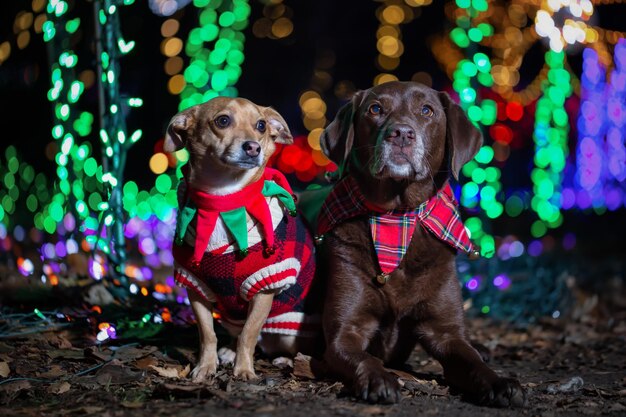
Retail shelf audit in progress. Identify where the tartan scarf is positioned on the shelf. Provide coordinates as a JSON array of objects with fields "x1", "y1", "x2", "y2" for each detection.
[
  {"x1": 177, "y1": 167, "x2": 296, "y2": 265},
  {"x1": 317, "y1": 176, "x2": 475, "y2": 275}
]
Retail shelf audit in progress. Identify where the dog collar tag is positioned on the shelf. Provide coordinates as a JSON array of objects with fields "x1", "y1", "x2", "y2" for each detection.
[{"x1": 375, "y1": 273, "x2": 390, "y2": 285}]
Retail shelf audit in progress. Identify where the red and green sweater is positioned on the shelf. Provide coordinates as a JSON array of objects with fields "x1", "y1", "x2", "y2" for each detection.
[{"x1": 172, "y1": 168, "x2": 317, "y2": 337}]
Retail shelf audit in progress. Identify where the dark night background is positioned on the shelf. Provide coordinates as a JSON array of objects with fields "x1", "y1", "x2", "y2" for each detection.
[{"x1": 1, "y1": 0, "x2": 626, "y2": 253}]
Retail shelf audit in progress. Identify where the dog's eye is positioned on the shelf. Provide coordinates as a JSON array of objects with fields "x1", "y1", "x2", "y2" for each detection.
[
  {"x1": 215, "y1": 115, "x2": 231, "y2": 128},
  {"x1": 368, "y1": 103, "x2": 382, "y2": 116},
  {"x1": 256, "y1": 120, "x2": 267, "y2": 133},
  {"x1": 421, "y1": 105, "x2": 434, "y2": 117}
]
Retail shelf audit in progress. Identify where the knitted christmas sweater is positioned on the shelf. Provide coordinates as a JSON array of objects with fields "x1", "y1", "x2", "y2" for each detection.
[{"x1": 172, "y1": 168, "x2": 317, "y2": 337}]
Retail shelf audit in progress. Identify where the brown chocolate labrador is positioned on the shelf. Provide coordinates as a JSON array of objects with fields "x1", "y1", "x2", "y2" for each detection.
[{"x1": 317, "y1": 81, "x2": 525, "y2": 407}]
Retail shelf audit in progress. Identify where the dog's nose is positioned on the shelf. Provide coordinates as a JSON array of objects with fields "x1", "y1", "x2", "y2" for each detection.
[
  {"x1": 242, "y1": 141, "x2": 261, "y2": 157},
  {"x1": 385, "y1": 124, "x2": 415, "y2": 147}
]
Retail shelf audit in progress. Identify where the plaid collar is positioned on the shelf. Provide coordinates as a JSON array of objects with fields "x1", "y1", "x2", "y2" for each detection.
[{"x1": 317, "y1": 176, "x2": 476, "y2": 278}]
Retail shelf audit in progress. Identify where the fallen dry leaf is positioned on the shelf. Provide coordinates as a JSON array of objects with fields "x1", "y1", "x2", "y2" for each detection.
[
  {"x1": 386, "y1": 367, "x2": 424, "y2": 383},
  {"x1": 133, "y1": 356, "x2": 158, "y2": 370},
  {"x1": 46, "y1": 349, "x2": 84, "y2": 360},
  {"x1": 149, "y1": 365, "x2": 181, "y2": 379},
  {"x1": 179, "y1": 364, "x2": 190, "y2": 379},
  {"x1": 111, "y1": 345, "x2": 158, "y2": 363},
  {"x1": 47, "y1": 381, "x2": 71, "y2": 395},
  {"x1": 37, "y1": 364, "x2": 65, "y2": 379},
  {"x1": 0, "y1": 380, "x2": 31, "y2": 404},
  {"x1": 45, "y1": 333, "x2": 73, "y2": 349},
  {"x1": 0, "y1": 362, "x2": 9, "y2": 378},
  {"x1": 153, "y1": 383, "x2": 222, "y2": 399}
]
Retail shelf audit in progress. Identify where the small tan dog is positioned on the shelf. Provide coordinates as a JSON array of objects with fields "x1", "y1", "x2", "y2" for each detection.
[{"x1": 164, "y1": 97, "x2": 317, "y2": 381}]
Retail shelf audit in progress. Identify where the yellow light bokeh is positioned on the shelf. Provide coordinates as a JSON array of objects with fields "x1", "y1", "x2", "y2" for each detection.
[
  {"x1": 0, "y1": 42, "x2": 11, "y2": 62},
  {"x1": 161, "y1": 19, "x2": 180, "y2": 38},
  {"x1": 15, "y1": 12, "x2": 34, "y2": 32},
  {"x1": 411, "y1": 71, "x2": 433, "y2": 87},
  {"x1": 79, "y1": 69, "x2": 96, "y2": 89},
  {"x1": 252, "y1": 18, "x2": 272, "y2": 38},
  {"x1": 312, "y1": 149, "x2": 330, "y2": 166},
  {"x1": 377, "y1": 54, "x2": 400, "y2": 70},
  {"x1": 377, "y1": 25, "x2": 400, "y2": 39},
  {"x1": 307, "y1": 128, "x2": 323, "y2": 151},
  {"x1": 34, "y1": 14, "x2": 46, "y2": 33},
  {"x1": 149, "y1": 153, "x2": 169, "y2": 174},
  {"x1": 32, "y1": 0, "x2": 45, "y2": 12},
  {"x1": 381, "y1": 5, "x2": 404, "y2": 25},
  {"x1": 404, "y1": 0, "x2": 432, "y2": 6},
  {"x1": 303, "y1": 115, "x2": 326, "y2": 131},
  {"x1": 164, "y1": 56, "x2": 183, "y2": 75},
  {"x1": 168, "y1": 74, "x2": 186, "y2": 95},
  {"x1": 17, "y1": 31, "x2": 31, "y2": 50},
  {"x1": 312, "y1": 70, "x2": 333, "y2": 90},
  {"x1": 299, "y1": 90, "x2": 320, "y2": 106},
  {"x1": 271, "y1": 17, "x2": 293, "y2": 38},
  {"x1": 374, "y1": 73, "x2": 399, "y2": 86},
  {"x1": 334, "y1": 80, "x2": 356, "y2": 100},
  {"x1": 264, "y1": 4, "x2": 286, "y2": 19},
  {"x1": 377, "y1": 36, "x2": 403, "y2": 57},
  {"x1": 301, "y1": 97, "x2": 325, "y2": 114},
  {"x1": 162, "y1": 37, "x2": 183, "y2": 57}
]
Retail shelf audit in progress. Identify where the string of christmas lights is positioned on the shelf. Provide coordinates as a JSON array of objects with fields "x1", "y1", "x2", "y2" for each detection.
[
  {"x1": 449, "y1": 0, "x2": 501, "y2": 258},
  {"x1": 569, "y1": 40, "x2": 626, "y2": 211},
  {"x1": 373, "y1": 0, "x2": 431, "y2": 85},
  {"x1": 41, "y1": 0, "x2": 97, "y2": 237},
  {"x1": 530, "y1": 50, "x2": 571, "y2": 237},
  {"x1": 177, "y1": 0, "x2": 250, "y2": 111}
]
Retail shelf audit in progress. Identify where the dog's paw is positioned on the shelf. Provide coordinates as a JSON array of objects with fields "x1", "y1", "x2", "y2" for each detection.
[
  {"x1": 354, "y1": 362, "x2": 401, "y2": 404},
  {"x1": 233, "y1": 365, "x2": 258, "y2": 381},
  {"x1": 480, "y1": 377, "x2": 527, "y2": 408},
  {"x1": 218, "y1": 346, "x2": 236, "y2": 366},
  {"x1": 190, "y1": 361, "x2": 217, "y2": 382}
]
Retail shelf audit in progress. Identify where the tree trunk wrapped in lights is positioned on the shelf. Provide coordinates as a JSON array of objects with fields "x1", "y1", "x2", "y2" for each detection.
[
  {"x1": 92, "y1": 0, "x2": 142, "y2": 289},
  {"x1": 42, "y1": 0, "x2": 96, "y2": 235}
]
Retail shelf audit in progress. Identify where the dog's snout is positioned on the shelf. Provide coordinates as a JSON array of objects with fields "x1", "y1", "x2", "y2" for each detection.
[
  {"x1": 242, "y1": 141, "x2": 261, "y2": 157},
  {"x1": 385, "y1": 124, "x2": 415, "y2": 147}
]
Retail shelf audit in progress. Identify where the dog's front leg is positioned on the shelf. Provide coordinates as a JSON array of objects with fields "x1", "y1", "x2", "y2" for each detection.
[
  {"x1": 417, "y1": 284, "x2": 526, "y2": 407},
  {"x1": 325, "y1": 320, "x2": 402, "y2": 404},
  {"x1": 189, "y1": 290, "x2": 218, "y2": 382},
  {"x1": 233, "y1": 291, "x2": 274, "y2": 381}
]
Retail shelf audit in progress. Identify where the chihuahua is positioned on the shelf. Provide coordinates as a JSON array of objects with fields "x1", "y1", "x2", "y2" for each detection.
[{"x1": 164, "y1": 97, "x2": 317, "y2": 381}]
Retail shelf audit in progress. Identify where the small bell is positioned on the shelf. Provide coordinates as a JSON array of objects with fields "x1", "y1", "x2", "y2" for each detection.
[
  {"x1": 289, "y1": 209, "x2": 297, "y2": 217},
  {"x1": 468, "y1": 249, "x2": 480, "y2": 260},
  {"x1": 375, "y1": 273, "x2": 390, "y2": 285},
  {"x1": 175, "y1": 236, "x2": 183, "y2": 246},
  {"x1": 238, "y1": 248, "x2": 249, "y2": 259},
  {"x1": 314, "y1": 235, "x2": 324, "y2": 245}
]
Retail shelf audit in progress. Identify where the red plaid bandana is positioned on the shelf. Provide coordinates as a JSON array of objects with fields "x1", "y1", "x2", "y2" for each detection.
[{"x1": 317, "y1": 176, "x2": 475, "y2": 275}]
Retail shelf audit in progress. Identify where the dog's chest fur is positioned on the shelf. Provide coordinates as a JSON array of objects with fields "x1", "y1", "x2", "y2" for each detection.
[{"x1": 332, "y1": 217, "x2": 457, "y2": 315}]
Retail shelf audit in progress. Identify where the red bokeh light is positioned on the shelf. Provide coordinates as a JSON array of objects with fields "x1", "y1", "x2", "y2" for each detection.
[
  {"x1": 506, "y1": 102, "x2": 524, "y2": 121},
  {"x1": 489, "y1": 123, "x2": 513, "y2": 144}
]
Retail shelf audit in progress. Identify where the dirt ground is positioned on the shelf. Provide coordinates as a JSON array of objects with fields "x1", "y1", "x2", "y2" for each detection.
[{"x1": 1, "y1": 314, "x2": 625, "y2": 417}]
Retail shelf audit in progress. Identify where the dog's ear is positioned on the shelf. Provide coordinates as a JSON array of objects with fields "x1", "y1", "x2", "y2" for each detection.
[
  {"x1": 320, "y1": 91, "x2": 364, "y2": 166},
  {"x1": 262, "y1": 107, "x2": 293, "y2": 144},
  {"x1": 163, "y1": 108, "x2": 196, "y2": 152},
  {"x1": 438, "y1": 92, "x2": 483, "y2": 180}
]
